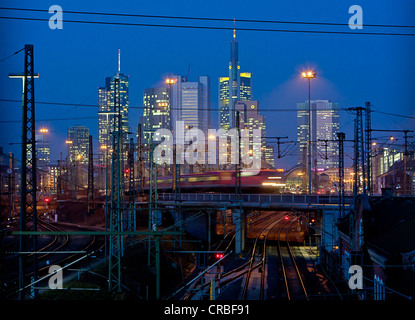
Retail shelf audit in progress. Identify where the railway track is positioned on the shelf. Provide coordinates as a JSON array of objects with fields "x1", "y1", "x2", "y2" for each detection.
[
  {"x1": 1, "y1": 218, "x2": 104, "y2": 298},
  {"x1": 277, "y1": 216, "x2": 309, "y2": 300},
  {"x1": 178, "y1": 212, "x2": 322, "y2": 301},
  {"x1": 241, "y1": 214, "x2": 285, "y2": 300},
  {"x1": 180, "y1": 212, "x2": 279, "y2": 300}
]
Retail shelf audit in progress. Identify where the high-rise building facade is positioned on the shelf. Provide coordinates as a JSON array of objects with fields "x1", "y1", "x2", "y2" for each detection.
[
  {"x1": 98, "y1": 50, "x2": 129, "y2": 153},
  {"x1": 36, "y1": 134, "x2": 50, "y2": 167},
  {"x1": 170, "y1": 75, "x2": 211, "y2": 134},
  {"x1": 142, "y1": 87, "x2": 171, "y2": 147},
  {"x1": 297, "y1": 100, "x2": 340, "y2": 169},
  {"x1": 219, "y1": 31, "x2": 252, "y2": 130},
  {"x1": 239, "y1": 72, "x2": 252, "y2": 101},
  {"x1": 67, "y1": 126, "x2": 89, "y2": 164},
  {"x1": 235, "y1": 100, "x2": 274, "y2": 168}
]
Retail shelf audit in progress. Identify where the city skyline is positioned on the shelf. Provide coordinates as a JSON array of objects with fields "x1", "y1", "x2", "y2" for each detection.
[
  {"x1": 1, "y1": 1, "x2": 415, "y2": 304},
  {"x1": 1, "y1": 1, "x2": 414, "y2": 168}
]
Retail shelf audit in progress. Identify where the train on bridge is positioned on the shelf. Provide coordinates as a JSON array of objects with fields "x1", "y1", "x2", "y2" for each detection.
[
  {"x1": 143, "y1": 167, "x2": 340, "y2": 194},
  {"x1": 145, "y1": 169, "x2": 288, "y2": 193}
]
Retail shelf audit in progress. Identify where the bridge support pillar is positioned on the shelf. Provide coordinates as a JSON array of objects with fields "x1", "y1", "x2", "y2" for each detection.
[{"x1": 232, "y1": 208, "x2": 245, "y2": 254}]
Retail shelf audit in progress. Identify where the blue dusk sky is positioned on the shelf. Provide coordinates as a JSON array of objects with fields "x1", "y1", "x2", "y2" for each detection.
[{"x1": 0, "y1": 0, "x2": 414, "y2": 168}]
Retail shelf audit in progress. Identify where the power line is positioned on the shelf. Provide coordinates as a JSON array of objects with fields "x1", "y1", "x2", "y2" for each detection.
[
  {"x1": 1, "y1": 98, "x2": 414, "y2": 120},
  {"x1": 1, "y1": 7, "x2": 415, "y2": 29},
  {"x1": 0, "y1": 15, "x2": 414, "y2": 37},
  {"x1": 0, "y1": 98, "x2": 354, "y2": 113},
  {"x1": 371, "y1": 109, "x2": 415, "y2": 120},
  {"x1": 0, "y1": 116, "x2": 97, "y2": 123},
  {"x1": 0, "y1": 47, "x2": 24, "y2": 63}
]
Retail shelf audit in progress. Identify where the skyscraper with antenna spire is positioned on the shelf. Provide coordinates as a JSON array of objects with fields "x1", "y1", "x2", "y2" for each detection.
[
  {"x1": 219, "y1": 25, "x2": 252, "y2": 130},
  {"x1": 98, "y1": 49, "x2": 129, "y2": 157}
]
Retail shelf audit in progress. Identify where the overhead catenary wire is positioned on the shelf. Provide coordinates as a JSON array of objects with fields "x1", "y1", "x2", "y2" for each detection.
[
  {"x1": 0, "y1": 98, "x2": 414, "y2": 120},
  {"x1": 0, "y1": 47, "x2": 24, "y2": 64},
  {"x1": 1, "y1": 7, "x2": 415, "y2": 29},
  {"x1": 0, "y1": 15, "x2": 414, "y2": 37}
]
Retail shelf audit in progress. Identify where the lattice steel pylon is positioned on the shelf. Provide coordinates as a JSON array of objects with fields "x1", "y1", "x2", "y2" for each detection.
[
  {"x1": 337, "y1": 132, "x2": 345, "y2": 218},
  {"x1": 146, "y1": 134, "x2": 163, "y2": 299},
  {"x1": 137, "y1": 124, "x2": 145, "y2": 196},
  {"x1": 147, "y1": 137, "x2": 158, "y2": 263},
  {"x1": 173, "y1": 143, "x2": 182, "y2": 248},
  {"x1": 148, "y1": 139, "x2": 158, "y2": 232},
  {"x1": 9, "y1": 44, "x2": 39, "y2": 299},
  {"x1": 234, "y1": 111, "x2": 242, "y2": 202},
  {"x1": 87, "y1": 135, "x2": 95, "y2": 215},
  {"x1": 352, "y1": 107, "x2": 366, "y2": 198},
  {"x1": 365, "y1": 102, "x2": 372, "y2": 195},
  {"x1": 108, "y1": 77, "x2": 124, "y2": 293},
  {"x1": 350, "y1": 107, "x2": 365, "y2": 254},
  {"x1": 127, "y1": 137, "x2": 136, "y2": 231}
]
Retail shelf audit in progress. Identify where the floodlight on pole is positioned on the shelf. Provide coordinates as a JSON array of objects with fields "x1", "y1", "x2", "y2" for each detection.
[{"x1": 301, "y1": 70, "x2": 317, "y2": 194}]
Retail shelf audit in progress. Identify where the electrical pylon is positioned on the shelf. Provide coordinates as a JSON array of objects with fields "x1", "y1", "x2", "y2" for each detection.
[
  {"x1": 365, "y1": 102, "x2": 372, "y2": 195},
  {"x1": 137, "y1": 124, "x2": 145, "y2": 196},
  {"x1": 234, "y1": 111, "x2": 242, "y2": 202},
  {"x1": 337, "y1": 132, "x2": 345, "y2": 218},
  {"x1": 87, "y1": 135, "x2": 95, "y2": 215},
  {"x1": 352, "y1": 107, "x2": 366, "y2": 198},
  {"x1": 147, "y1": 136, "x2": 163, "y2": 299},
  {"x1": 173, "y1": 142, "x2": 182, "y2": 248},
  {"x1": 349, "y1": 106, "x2": 365, "y2": 257},
  {"x1": 9, "y1": 44, "x2": 39, "y2": 299},
  {"x1": 127, "y1": 137, "x2": 136, "y2": 231},
  {"x1": 108, "y1": 77, "x2": 124, "y2": 293}
]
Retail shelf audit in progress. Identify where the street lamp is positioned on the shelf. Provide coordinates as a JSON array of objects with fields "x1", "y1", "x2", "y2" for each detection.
[
  {"x1": 166, "y1": 77, "x2": 182, "y2": 247},
  {"x1": 165, "y1": 78, "x2": 177, "y2": 85},
  {"x1": 301, "y1": 70, "x2": 317, "y2": 194},
  {"x1": 40, "y1": 127, "x2": 48, "y2": 135}
]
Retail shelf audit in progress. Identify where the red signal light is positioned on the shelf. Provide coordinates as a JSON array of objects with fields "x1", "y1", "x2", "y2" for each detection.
[
  {"x1": 215, "y1": 253, "x2": 224, "y2": 259},
  {"x1": 44, "y1": 197, "x2": 50, "y2": 203},
  {"x1": 284, "y1": 215, "x2": 289, "y2": 221},
  {"x1": 125, "y1": 168, "x2": 130, "y2": 174}
]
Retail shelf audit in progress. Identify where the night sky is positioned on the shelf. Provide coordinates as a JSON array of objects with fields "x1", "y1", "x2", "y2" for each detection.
[{"x1": 1, "y1": 0, "x2": 414, "y2": 169}]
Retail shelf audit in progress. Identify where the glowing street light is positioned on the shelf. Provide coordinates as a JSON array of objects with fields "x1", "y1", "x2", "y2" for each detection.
[
  {"x1": 301, "y1": 71, "x2": 316, "y2": 79},
  {"x1": 301, "y1": 70, "x2": 317, "y2": 194},
  {"x1": 39, "y1": 127, "x2": 49, "y2": 145},
  {"x1": 165, "y1": 78, "x2": 177, "y2": 85}
]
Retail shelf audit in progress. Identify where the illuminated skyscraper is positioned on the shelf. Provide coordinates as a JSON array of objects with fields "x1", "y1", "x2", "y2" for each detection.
[
  {"x1": 98, "y1": 50, "x2": 129, "y2": 153},
  {"x1": 297, "y1": 100, "x2": 339, "y2": 169},
  {"x1": 239, "y1": 72, "x2": 252, "y2": 101},
  {"x1": 219, "y1": 31, "x2": 252, "y2": 130},
  {"x1": 36, "y1": 134, "x2": 50, "y2": 167},
  {"x1": 68, "y1": 126, "x2": 89, "y2": 164},
  {"x1": 142, "y1": 87, "x2": 170, "y2": 147},
  {"x1": 170, "y1": 75, "x2": 211, "y2": 134},
  {"x1": 235, "y1": 100, "x2": 274, "y2": 168},
  {"x1": 218, "y1": 77, "x2": 230, "y2": 129}
]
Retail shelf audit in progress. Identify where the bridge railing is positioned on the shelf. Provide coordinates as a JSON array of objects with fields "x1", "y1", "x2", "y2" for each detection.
[{"x1": 159, "y1": 193, "x2": 354, "y2": 204}]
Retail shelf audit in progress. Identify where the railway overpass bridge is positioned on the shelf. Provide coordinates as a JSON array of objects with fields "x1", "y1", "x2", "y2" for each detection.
[{"x1": 158, "y1": 193, "x2": 354, "y2": 254}]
